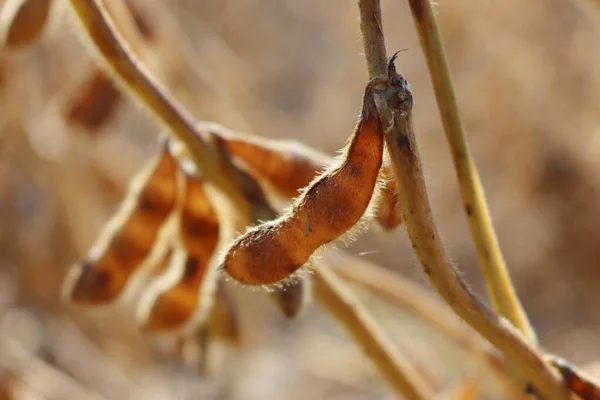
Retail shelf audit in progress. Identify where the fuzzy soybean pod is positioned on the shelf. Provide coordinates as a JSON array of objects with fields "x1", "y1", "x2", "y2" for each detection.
[
  {"x1": 200, "y1": 123, "x2": 402, "y2": 231},
  {"x1": 63, "y1": 145, "x2": 178, "y2": 304},
  {"x1": 138, "y1": 172, "x2": 220, "y2": 333},
  {"x1": 222, "y1": 81, "x2": 385, "y2": 285},
  {"x1": 214, "y1": 129, "x2": 329, "y2": 199}
]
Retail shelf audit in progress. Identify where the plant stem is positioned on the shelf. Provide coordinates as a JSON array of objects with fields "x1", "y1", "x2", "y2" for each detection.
[
  {"x1": 404, "y1": 0, "x2": 535, "y2": 341},
  {"x1": 357, "y1": 1, "x2": 569, "y2": 397},
  {"x1": 328, "y1": 253, "x2": 499, "y2": 360},
  {"x1": 329, "y1": 252, "x2": 533, "y2": 399},
  {"x1": 66, "y1": 0, "x2": 250, "y2": 218},
  {"x1": 378, "y1": 67, "x2": 569, "y2": 400},
  {"x1": 313, "y1": 265, "x2": 433, "y2": 400}
]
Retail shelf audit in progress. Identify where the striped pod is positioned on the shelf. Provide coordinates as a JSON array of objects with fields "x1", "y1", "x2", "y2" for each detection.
[
  {"x1": 63, "y1": 145, "x2": 178, "y2": 305},
  {"x1": 138, "y1": 172, "x2": 220, "y2": 333},
  {"x1": 200, "y1": 123, "x2": 402, "y2": 231}
]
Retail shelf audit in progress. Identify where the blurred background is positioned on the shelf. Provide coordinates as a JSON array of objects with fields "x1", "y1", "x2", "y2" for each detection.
[{"x1": 1, "y1": 0, "x2": 600, "y2": 398}]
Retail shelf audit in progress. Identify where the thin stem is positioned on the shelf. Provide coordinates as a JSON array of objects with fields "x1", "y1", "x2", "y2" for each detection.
[
  {"x1": 379, "y1": 72, "x2": 569, "y2": 399},
  {"x1": 328, "y1": 253, "x2": 499, "y2": 360},
  {"x1": 405, "y1": 0, "x2": 535, "y2": 340},
  {"x1": 358, "y1": 0, "x2": 388, "y2": 78},
  {"x1": 328, "y1": 252, "x2": 531, "y2": 399},
  {"x1": 313, "y1": 265, "x2": 433, "y2": 400},
  {"x1": 66, "y1": 0, "x2": 250, "y2": 217}
]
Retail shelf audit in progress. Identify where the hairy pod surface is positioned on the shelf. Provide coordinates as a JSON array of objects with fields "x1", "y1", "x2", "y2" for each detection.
[
  {"x1": 63, "y1": 146, "x2": 178, "y2": 304},
  {"x1": 218, "y1": 133, "x2": 328, "y2": 198},
  {"x1": 222, "y1": 83, "x2": 384, "y2": 285},
  {"x1": 140, "y1": 172, "x2": 220, "y2": 332},
  {"x1": 0, "y1": 0, "x2": 52, "y2": 48},
  {"x1": 200, "y1": 123, "x2": 401, "y2": 230}
]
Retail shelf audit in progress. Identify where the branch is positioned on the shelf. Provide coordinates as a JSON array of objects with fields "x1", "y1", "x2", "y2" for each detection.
[
  {"x1": 328, "y1": 252, "x2": 533, "y2": 399},
  {"x1": 66, "y1": 0, "x2": 250, "y2": 218},
  {"x1": 313, "y1": 264, "x2": 433, "y2": 400},
  {"x1": 378, "y1": 61, "x2": 569, "y2": 400},
  {"x1": 328, "y1": 253, "x2": 498, "y2": 360},
  {"x1": 358, "y1": 0, "x2": 388, "y2": 78},
  {"x1": 404, "y1": 0, "x2": 535, "y2": 340}
]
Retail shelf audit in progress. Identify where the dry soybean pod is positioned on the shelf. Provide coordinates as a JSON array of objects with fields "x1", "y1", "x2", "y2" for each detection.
[
  {"x1": 222, "y1": 79, "x2": 386, "y2": 285},
  {"x1": 139, "y1": 172, "x2": 220, "y2": 332},
  {"x1": 0, "y1": 0, "x2": 52, "y2": 49},
  {"x1": 201, "y1": 123, "x2": 329, "y2": 198},
  {"x1": 211, "y1": 133, "x2": 310, "y2": 317},
  {"x1": 552, "y1": 357, "x2": 600, "y2": 400},
  {"x1": 200, "y1": 123, "x2": 402, "y2": 231},
  {"x1": 63, "y1": 144, "x2": 178, "y2": 304}
]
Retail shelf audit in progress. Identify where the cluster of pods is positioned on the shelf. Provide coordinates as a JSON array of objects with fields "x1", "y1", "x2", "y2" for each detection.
[{"x1": 62, "y1": 79, "x2": 404, "y2": 336}]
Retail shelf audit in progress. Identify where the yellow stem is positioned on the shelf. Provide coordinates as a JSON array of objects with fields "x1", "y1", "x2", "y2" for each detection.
[{"x1": 405, "y1": 0, "x2": 535, "y2": 341}]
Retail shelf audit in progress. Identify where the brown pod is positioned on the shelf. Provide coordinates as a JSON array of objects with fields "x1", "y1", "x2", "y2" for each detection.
[
  {"x1": 217, "y1": 132, "x2": 328, "y2": 198},
  {"x1": 139, "y1": 172, "x2": 220, "y2": 332},
  {"x1": 222, "y1": 81, "x2": 384, "y2": 285},
  {"x1": 212, "y1": 132, "x2": 310, "y2": 319},
  {"x1": 0, "y1": 0, "x2": 52, "y2": 49},
  {"x1": 375, "y1": 167, "x2": 403, "y2": 231},
  {"x1": 64, "y1": 68, "x2": 122, "y2": 132},
  {"x1": 553, "y1": 357, "x2": 600, "y2": 400},
  {"x1": 63, "y1": 145, "x2": 178, "y2": 305},
  {"x1": 201, "y1": 123, "x2": 401, "y2": 230}
]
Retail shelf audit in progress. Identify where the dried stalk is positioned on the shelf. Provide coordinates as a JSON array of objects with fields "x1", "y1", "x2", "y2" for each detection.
[
  {"x1": 328, "y1": 253, "x2": 499, "y2": 360},
  {"x1": 66, "y1": 0, "x2": 250, "y2": 218},
  {"x1": 403, "y1": 0, "x2": 535, "y2": 340},
  {"x1": 66, "y1": 1, "x2": 433, "y2": 398},
  {"x1": 357, "y1": 1, "x2": 570, "y2": 398},
  {"x1": 313, "y1": 264, "x2": 433, "y2": 400},
  {"x1": 379, "y1": 62, "x2": 569, "y2": 399}
]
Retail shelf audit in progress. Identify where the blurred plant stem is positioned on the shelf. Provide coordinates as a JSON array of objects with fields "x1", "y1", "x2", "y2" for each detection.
[{"x1": 313, "y1": 264, "x2": 433, "y2": 399}]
